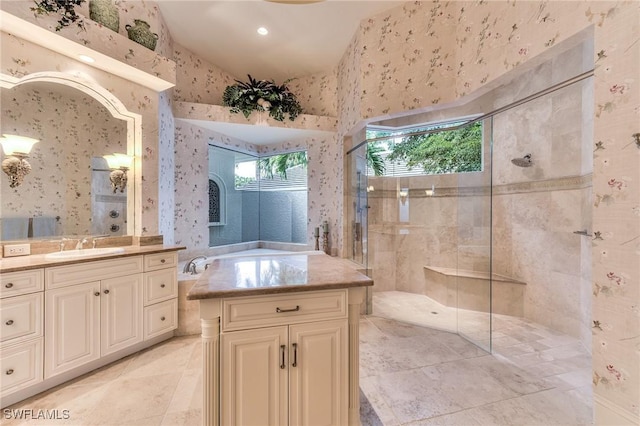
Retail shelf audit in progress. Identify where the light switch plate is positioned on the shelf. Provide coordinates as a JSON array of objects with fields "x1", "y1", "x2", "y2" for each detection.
[{"x1": 4, "y1": 243, "x2": 31, "y2": 257}]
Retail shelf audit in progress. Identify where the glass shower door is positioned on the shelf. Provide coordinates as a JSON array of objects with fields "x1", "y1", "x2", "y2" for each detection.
[{"x1": 455, "y1": 119, "x2": 493, "y2": 352}]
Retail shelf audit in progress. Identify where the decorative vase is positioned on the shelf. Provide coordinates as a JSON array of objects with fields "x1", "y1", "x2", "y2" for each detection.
[
  {"x1": 89, "y1": 0, "x2": 119, "y2": 33},
  {"x1": 125, "y1": 19, "x2": 158, "y2": 51}
]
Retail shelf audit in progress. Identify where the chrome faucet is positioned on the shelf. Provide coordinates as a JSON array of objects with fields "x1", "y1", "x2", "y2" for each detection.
[
  {"x1": 183, "y1": 256, "x2": 207, "y2": 274},
  {"x1": 58, "y1": 237, "x2": 74, "y2": 252},
  {"x1": 76, "y1": 238, "x2": 89, "y2": 250}
]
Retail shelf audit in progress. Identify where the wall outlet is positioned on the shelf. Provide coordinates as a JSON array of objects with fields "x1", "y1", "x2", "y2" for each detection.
[{"x1": 4, "y1": 243, "x2": 31, "y2": 257}]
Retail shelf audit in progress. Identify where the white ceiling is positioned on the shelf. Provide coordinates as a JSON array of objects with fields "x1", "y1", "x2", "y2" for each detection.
[
  {"x1": 158, "y1": 0, "x2": 402, "y2": 145},
  {"x1": 157, "y1": 0, "x2": 401, "y2": 82}
]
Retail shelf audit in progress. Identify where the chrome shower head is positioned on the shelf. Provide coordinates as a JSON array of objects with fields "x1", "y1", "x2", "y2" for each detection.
[{"x1": 511, "y1": 154, "x2": 533, "y2": 167}]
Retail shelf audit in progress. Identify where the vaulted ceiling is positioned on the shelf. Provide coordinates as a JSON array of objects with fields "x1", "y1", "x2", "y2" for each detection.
[{"x1": 157, "y1": 1, "x2": 401, "y2": 82}]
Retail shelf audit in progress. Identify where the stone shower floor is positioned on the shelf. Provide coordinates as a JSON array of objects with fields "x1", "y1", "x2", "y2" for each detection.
[
  {"x1": 4, "y1": 292, "x2": 591, "y2": 425},
  {"x1": 362, "y1": 290, "x2": 593, "y2": 425}
]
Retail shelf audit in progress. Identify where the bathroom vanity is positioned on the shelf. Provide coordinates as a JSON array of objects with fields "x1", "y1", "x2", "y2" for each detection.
[
  {"x1": 0, "y1": 244, "x2": 184, "y2": 408},
  {"x1": 187, "y1": 253, "x2": 373, "y2": 426}
]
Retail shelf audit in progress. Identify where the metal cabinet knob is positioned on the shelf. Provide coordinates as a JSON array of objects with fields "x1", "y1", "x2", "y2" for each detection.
[
  {"x1": 5, "y1": 283, "x2": 13, "y2": 289},
  {"x1": 103, "y1": 289, "x2": 110, "y2": 294},
  {"x1": 94, "y1": 292, "x2": 100, "y2": 296},
  {"x1": 160, "y1": 284, "x2": 166, "y2": 288},
  {"x1": 5, "y1": 320, "x2": 14, "y2": 326},
  {"x1": 6, "y1": 369, "x2": 14, "y2": 375},
  {"x1": 160, "y1": 316, "x2": 166, "y2": 321}
]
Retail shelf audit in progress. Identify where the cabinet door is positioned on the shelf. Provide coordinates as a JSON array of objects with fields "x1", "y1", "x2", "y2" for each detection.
[
  {"x1": 221, "y1": 326, "x2": 288, "y2": 426},
  {"x1": 45, "y1": 282, "x2": 101, "y2": 378},
  {"x1": 101, "y1": 274, "x2": 143, "y2": 356},
  {"x1": 289, "y1": 319, "x2": 348, "y2": 426}
]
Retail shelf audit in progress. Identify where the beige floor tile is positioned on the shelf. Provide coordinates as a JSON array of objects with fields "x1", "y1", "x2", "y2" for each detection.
[{"x1": 84, "y1": 372, "x2": 182, "y2": 424}]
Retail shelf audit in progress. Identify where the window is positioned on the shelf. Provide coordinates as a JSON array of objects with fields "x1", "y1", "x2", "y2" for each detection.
[
  {"x1": 208, "y1": 179, "x2": 220, "y2": 223},
  {"x1": 208, "y1": 174, "x2": 226, "y2": 226},
  {"x1": 366, "y1": 120, "x2": 483, "y2": 177}
]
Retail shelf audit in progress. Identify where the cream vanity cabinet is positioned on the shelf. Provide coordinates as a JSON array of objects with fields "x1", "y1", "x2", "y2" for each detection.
[
  {"x1": 204, "y1": 289, "x2": 359, "y2": 426},
  {"x1": 0, "y1": 248, "x2": 181, "y2": 408},
  {"x1": 44, "y1": 252, "x2": 178, "y2": 377},
  {"x1": 45, "y1": 256, "x2": 145, "y2": 377},
  {"x1": 142, "y1": 252, "x2": 178, "y2": 339},
  {"x1": 0, "y1": 270, "x2": 45, "y2": 399}
]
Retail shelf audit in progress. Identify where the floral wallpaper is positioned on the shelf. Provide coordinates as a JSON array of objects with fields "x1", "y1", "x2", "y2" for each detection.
[
  {"x1": 157, "y1": 89, "x2": 175, "y2": 244},
  {"x1": 288, "y1": 70, "x2": 338, "y2": 117},
  {"x1": 358, "y1": 1, "x2": 457, "y2": 120},
  {"x1": 0, "y1": 83, "x2": 126, "y2": 236},
  {"x1": 172, "y1": 43, "x2": 237, "y2": 106}
]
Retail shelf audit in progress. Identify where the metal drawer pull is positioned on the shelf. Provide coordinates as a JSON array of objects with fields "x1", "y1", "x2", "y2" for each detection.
[
  {"x1": 276, "y1": 305, "x2": 300, "y2": 313},
  {"x1": 280, "y1": 345, "x2": 286, "y2": 369},
  {"x1": 104, "y1": 289, "x2": 110, "y2": 294},
  {"x1": 292, "y1": 343, "x2": 298, "y2": 367},
  {"x1": 94, "y1": 292, "x2": 100, "y2": 297},
  {"x1": 6, "y1": 369, "x2": 14, "y2": 375},
  {"x1": 5, "y1": 283, "x2": 13, "y2": 289},
  {"x1": 6, "y1": 320, "x2": 14, "y2": 326},
  {"x1": 160, "y1": 284, "x2": 166, "y2": 288},
  {"x1": 160, "y1": 316, "x2": 166, "y2": 321},
  {"x1": 160, "y1": 259, "x2": 166, "y2": 264}
]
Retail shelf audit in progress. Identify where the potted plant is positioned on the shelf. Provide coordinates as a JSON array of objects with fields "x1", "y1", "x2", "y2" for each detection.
[
  {"x1": 222, "y1": 74, "x2": 303, "y2": 122},
  {"x1": 32, "y1": 0, "x2": 85, "y2": 31}
]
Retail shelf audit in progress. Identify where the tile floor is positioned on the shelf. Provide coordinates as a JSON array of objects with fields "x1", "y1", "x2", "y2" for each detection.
[
  {"x1": 4, "y1": 291, "x2": 592, "y2": 426},
  {"x1": 363, "y1": 291, "x2": 593, "y2": 425}
]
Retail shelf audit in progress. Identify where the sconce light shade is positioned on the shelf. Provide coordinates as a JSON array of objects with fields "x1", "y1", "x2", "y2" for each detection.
[
  {"x1": 0, "y1": 134, "x2": 39, "y2": 188},
  {"x1": 103, "y1": 153, "x2": 133, "y2": 193},
  {"x1": 0, "y1": 134, "x2": 39, "y2": 156},
  {"x1": 103, "y1": 153, "x2": 133, "y2": 169}
]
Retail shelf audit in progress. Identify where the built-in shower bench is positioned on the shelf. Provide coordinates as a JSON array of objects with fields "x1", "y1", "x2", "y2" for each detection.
[{"x1": 423, "y1": 266, "x2": 526, "y2": 317}]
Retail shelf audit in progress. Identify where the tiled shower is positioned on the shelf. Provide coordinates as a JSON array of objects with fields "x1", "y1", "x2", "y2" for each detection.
[{"x1": 346, "y1": 38, "x2": 594, "y2": 352}]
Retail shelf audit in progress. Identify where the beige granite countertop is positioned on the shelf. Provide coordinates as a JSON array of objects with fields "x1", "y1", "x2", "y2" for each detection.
[
  {"x1": 187, "y1": 253, "x2": 373, "y2": 299},
  {"x1": 0, "y1": 244, "x2": 186, "y2": 273}
]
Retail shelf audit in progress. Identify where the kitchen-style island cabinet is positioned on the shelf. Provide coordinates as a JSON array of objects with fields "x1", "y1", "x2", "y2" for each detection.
[{"x1": 187, "y1": 253, "x2": 373, "y2": 426}]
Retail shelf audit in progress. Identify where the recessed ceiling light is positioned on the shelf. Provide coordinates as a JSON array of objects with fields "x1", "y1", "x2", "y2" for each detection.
[
  {"x1": 78, "y1": 54, "x2": 95, "y2": 63},
  {"x1": 257, "y1": 27, "x2": 269, "y2": 36}
]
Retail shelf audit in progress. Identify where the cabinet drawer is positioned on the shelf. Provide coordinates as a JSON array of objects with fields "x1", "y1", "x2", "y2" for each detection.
[
  {"x1": 222, "y1": 290, "x2": 347, "y2": 332},
  {"x1": 0, "y1": 293, "x2": 43, "y2": 344},
  {"x1": 0, "y1": 269, "x2": 44, "y2": 298},
  {"x1": 0, "y1": 338, "x2": 43, "y2": 397},
  {"x1": 144, "y1": 252, "x2": 177, "y2": 272},
  {"x1": 143, "y1": 269, "x2": 177, "y2": 306},
  {"x1": 46, "y1": 256, "x2": 143, "y2": 289},
  {"x1": 144, "y1": 299, "x2": 177, "y2": 340}
]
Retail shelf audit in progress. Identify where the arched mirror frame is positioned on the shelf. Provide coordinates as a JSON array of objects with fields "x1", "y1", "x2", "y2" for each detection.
[{"x1": 0, "y1": 71, "x2": 142, "y2": 237}]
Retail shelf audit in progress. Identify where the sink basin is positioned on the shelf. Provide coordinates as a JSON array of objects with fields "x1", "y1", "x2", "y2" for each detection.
[{"x1": 45, "y1": 247, "x2": 126, "y2": 259}]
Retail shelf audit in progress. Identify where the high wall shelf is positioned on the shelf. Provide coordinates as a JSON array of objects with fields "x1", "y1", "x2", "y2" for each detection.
[
  {"x1": 173, "y1": 101, "x2": 337, "y2": 144},
  {"x1": 0, "y1": 6, "x2": 175, "y2": 92}
]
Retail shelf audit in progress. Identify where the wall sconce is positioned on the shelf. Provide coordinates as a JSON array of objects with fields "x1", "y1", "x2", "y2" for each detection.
[
  {"x1": 399, "y1": 188, "x2": 409, "y2": 204},
  {"x1": 0, "y1": 134, "x2": 39, "y2": 188},
  {"x1": 103, "y1": 153, "x2": 133, "y2": 193},
  {"x1": 425, "y1": 184, "x2": 435, "y2": 197},
  {"x1": 366, "y1": 185, "x2": 374, "y2": 192}
]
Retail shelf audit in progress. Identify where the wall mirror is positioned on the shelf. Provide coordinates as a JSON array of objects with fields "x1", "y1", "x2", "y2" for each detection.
[{"x1": 0, "y1": 72, "x2": 139, "y2": 242}]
